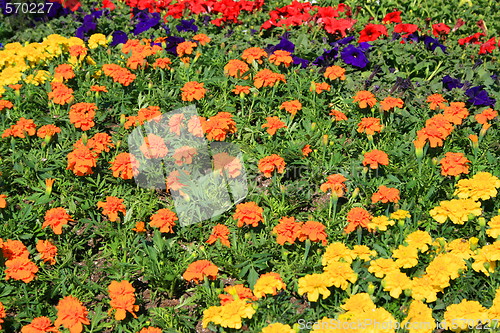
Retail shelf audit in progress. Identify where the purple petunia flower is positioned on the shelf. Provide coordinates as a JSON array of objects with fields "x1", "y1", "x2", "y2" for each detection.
[
  {"x1": 176, "y1": 19, "x2": 198, "y2": 33},
  {"x1": 466, "y1": 86, "x2": 496, "y2": 107},
  {"x1": 330, "y1": 36, "x2": 355, "y2": 47},
  {"x1": 111, "y1": 31, "x2": 128, "y2": 46},
  {"x1": 341, "y1": 44, "x2": 369, "y2": 68},
  {"x1": 442, "y1": 75, "x2": 464, "y2": 90},
  {"x1": 164, "y1": 36, "x2": 185, "y2": 56},
  {"x1": 266, "y1": 36, "x2": 295, "y2": 54},
  {"x1": 133, "y1": 11, "x2": 160, "y2": 35},
  {"x1": 312, "y1": 48, "x2": 338, "y2": 67},
  {"x1": 292, "y1": 56, "x2": 309, "y2": 69},
  {"x1": 423, "y1": 36, "x2": 446, "y2": 53}
]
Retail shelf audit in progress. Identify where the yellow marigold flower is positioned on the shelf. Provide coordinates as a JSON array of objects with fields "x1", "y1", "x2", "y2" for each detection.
[
  {"x1": 454, "y1": 172, "x2": 500, "y2": 201},
  {"x1": 321, "y1": 242, "x2": 354, "y2": 265},
  {"x1": 252, "y1": 272, "x2": 286, "y2": 299},
  {"x1": 340, "y1": 293, "x2": 376, "y2": 313},
  {"x1": 429, "y1": 198, "x2": 482, "y2": 224},
  {"x1": 368, "y1": 258, "x2": 399, "y2": 278},
  {"x1": 297, "y1": 273, "x2": 333, "y2": 302},
  {"x1": 471, "y1": 249, "x2": 496, "y2": 276},
  {"x1": 405, "y1": 230, "x2": 432, "y2": 252},
  {"x1": 488, "y1": 288, "x2": 500, "y2": 321},
  {"x1": 486, "y1": 215, "x2": 500, "y2": 239},
  {"x1": 337, "y1": 307, "x2": 396, "y2": 332},
  {"x1": 481, "y1": 241, "x2": 500, "y2": 262},
  {"x1": 392, "y1": 245, "x2": 419, "y2": 268},
  {"x1": 25, "y1": 70, "x2": 51, "y2": 85},
  {"x1": 426, "y1": 253, "x2": 466, "y2": 283},
  {"x1": 260, "y1": 322, "x2": 295, "y2": 333},
  {"x1": 382, "y1": 270, "x2": 411, "y2": 298},
  {"x1": 443, "y1": 300, "x2": 489, "y2": 332},
  {"x1": 323, "y1": 261, "x2": 357, "y2": 290},
  {"x1": 367, "y1": 215, "x2": 395, "y2": 232},
  {"x1": 401, "y1": 300, "x2": 435, "y2": 333},
  {"x1": 446, "y1": 238, "x2": 473, "y2": 260},
  {"x1": 202, "y1": 299, "x2": 255, "y2": 329},
  {"x1": 88, "y1": 33, "x2": 108, "y2": 49},
  {"x1": 351, "y1": 245, "x2": 377, "y2": 261},
  {"x1": 409, "y1": 276, "x2": 440, "y2": 303},
  {"x1": 390, "y1": 209, "x2": 411, "y2": 220}
]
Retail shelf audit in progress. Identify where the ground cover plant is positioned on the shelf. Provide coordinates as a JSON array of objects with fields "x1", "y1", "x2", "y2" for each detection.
[{"x1": 0, "y1": 0, "x2": 500, "y2": 332}]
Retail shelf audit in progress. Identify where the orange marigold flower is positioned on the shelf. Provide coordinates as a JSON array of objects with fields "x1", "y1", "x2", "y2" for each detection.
[
  {"x1": 132, "y1": 221, "x2": 146, "y2": 233},
  {"x1": 172, "y1": 146, "x2": 197, "y2": 166},
  {"x1": 102, "y1": 64, "x2": 136, "y2": 86},
  {"x1": 357, "y1": 117, "x2": 382, "y2": 135},
  {"x1": 87, "y1": 132, "x2": 114, "y2": 154},
  {"x1": 48, "y1": 83, "x2": 74, "y2": 105},
  {"x1": 475, "y1": 108, "x2": 498, "y2": 125},
  {"x1": 67, "y1": 145, "x2": 98, "y2": 176},
  {"x1": 193, "y1": 33, "x2": 211, "y2": 45},
  {"x1": 138, "y1": 328, "x2": 162, "y2": 333},
  {"x1": 224, "y1": 59, "x2": 250, "y2": 79},
  {"x1": 8, "y1": 84, "x2": 22, "y2": 90},
  {"x1": 183, "y1": 260, "x2": 218, "y2": 284},
  {"x1": 233, "y1": 202, "x2": 264, "y2": 228},
  {"x1": 269, "y1": 50, "x2": 293, "y2": 67},
  {"x1": 202, "y1": 112, "x2": 237, "y2": 141},
  {"x1": 69, "y1": 45, "x2": 88, "y2": 58},
  {"x1": 232, "y1": 85, "x2": 251, "y2": 95},
  {"x1": 324, "y1": 65, "x2": 346, "y2": 80},
  {"x1": 299, "y1": 221, "x2": 327, "y2": 245},
  {"x1": 153, "y1": 57, "x2": 172, "y2": 69},
  {"x1": 54, "y1": 296, "x2": 90, "y2": 333},
  {"x1": 371, "y1": 185, "x2": 400, "y2": 204},
  {"x1": 279, "y1": 100, "x2": 302, "y2": 116},
  {"x1": 0, "y1": 194, "x2": 6, "y2": 209},
  {"x1": 439, "y1": 152, "x2": 470, "y2": 176},
  {"x1": 320, "y1": 174, "x2": 347, "y2": 197},
  {"x1": 213, "y1": 152, "x2": 242, "y2": 178},
  {"x1": 90, "y1": 85, "x2": 108, "y2": 93},
  {"x1": 241, "y1": 47, "x2": 267, "y2": 64},
  {"x1": 139, "y1": 133, "x2": 168, "y2": 159},
  {"x1": 253, "y1": 69, "x2": 286, "y2": 88},
  {"x1": 262, "y1": 116, "x2": 287, "y2": 135},
  {"x1": 1, "y1": 239, "x2": 29, "y2": 260},
  {"x1": 310, "y1": 81, "x2": 331, "y2": 94},
  {"x1": 149, "y1": 208, "x2": 178, "y2": 233},
  {"x1": 5, "y1": 257, "x2": 38, "y2": 283},
  {"x1": 69, "y1": 103, "x2": 97, "y2": 131},
  {"x1": 36, "y1": 240, "x2": 57, "y2": 265},
  {"x1": 3, "y1": 118, "x2": 37, "y2": 138},
  {"x1": 54, "y1": 64, "x2": 75, "y2": 81},
  {"x1": 329, "y1": 109, "x2": 348, "y2": 121},
  {"x1": 187, "y1": 115, "x2": 204, "y2": 137},
  {"x1": 0, "y1": 99, "x2": 14, "y2": 111},
  {"x1": 42, "y1": 207, "x2": 73, "y2": 235},
  {"x1": 258, "y1": 154, "x2": 286, "y2": 177},
  {"x1": 176, "y1": 41, "x2": 197, "y2": 57},
  {"x1": 110, "y1": 152, "x2": 140, "y2": 180},
  {"x1": 181, "y1": 81, "x2": 206, "y2": 101},
  {"x1": 37, "y1": 124, "x2": 61, "y2": 139},
  {"x1": 168, "y1": 112, "x2": 184, "y2": 136},
  {"x1": 108, "y1": 280, "x2": 139, "y2": 320},
  {"x1": 363, "y1": 149, "x2": 389, "y2": 169},
  {"x1": 443, "y1": 102, "x2": 469, "y2": 125},
  {"x1": 345, "y1": 207, "x2": 372, "y2": 233},
  {"x1": 380, "y1": 96, "x2": 404, "y2": 111},
  {"x1": 97, "y1": 196, "x2": 126, "y2": 222},
  {"x1": 302, "y1": 144, "x2": 312, "y2": 157},
  {"x1": 353, "y1": 91, "x2": 377, "y2": 108},
  {"x1": 272, "y1": 216, "x2": 302, "y2": 245},
  {"x1": 426, "y1": 94, "x2": 447, "y2": 110},
  {"x1": 206, "y1": 224, "x2": 231, "y2": 247},
  {"x1": 21, "y1": 316, "x2": 59, "y2": 333},
  {"x1": 0, "y1": 302, "x2": 5, "y2": 330},
  {"x1": 218, "y1": 284, "x2": 256, "y2": 305}
]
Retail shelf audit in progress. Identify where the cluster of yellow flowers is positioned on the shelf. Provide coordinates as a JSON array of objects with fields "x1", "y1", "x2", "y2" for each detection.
[
  {"x1": 298, "y1": 242, "x2": 375, "y2": 302},
  {"x1": 430, "y1": 172, "x2": 500, "y2": 224}
]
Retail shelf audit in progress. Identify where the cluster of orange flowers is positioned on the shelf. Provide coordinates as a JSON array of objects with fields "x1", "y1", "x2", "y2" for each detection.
[
  {"x1": 200, "y1": 111, "x2": 237, "y2": 141},
  {"x1": 1, "y1": 239, "x2": 39, "y2": 283},
  {"x1": 67, "y1": 132, "x2": 114, "y2": 176},
  {"x1": 108, "y1": 280, "x2": 139, "y2": 320},
  {"x1": 353, "y1": 90, "x2": 404, "y2": 111},
  {"x1": 122, "y1": 39, "x2": 162, "y2": 70},
  {"x1": 123, "y1": 106, "x2": 162, "y2": 129},
  {"x1": 102, "y1": 64, "x2": 136, "y2": 86},
  {"x1": 48, "y1": 82, "x2": 74, "y2": 105},
  {"x1": 272, "y1": 216, "x2": 328, "y2": 245}
]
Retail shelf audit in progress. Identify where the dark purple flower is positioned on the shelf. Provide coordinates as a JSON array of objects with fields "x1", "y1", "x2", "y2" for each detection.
[
  {"x1": 76, "y1": 14, "x2": 97, "y2": 39},
  {"x1": 0, "y1": 43, "x2": 3, "y2": 49},
  {"x1": 330, "y1": 36, "x2": 355, "y2": 47},
  {"x1": 176, "y1": 19, "x2": 198, "y2": 32},
  {"x1": 391, "y1": 32, "x2": 401, "y2": 41},
  {"x1": 251, "y1": 29, "x2": 258, "y2": 35},
  {"x1": 423, "y1": 36, "x2": 446, "y2": 53},
  {"x1": 312, "y1": 47, "x2": 338, "y2": 67},
  {"x1": 164, "y1": 36, "x2": 185, "y2": 56},
  {"x1": 442, "y1": 75, "x2": 464, "y2": 90},
  {"x1": 202, "y1": 15, "x2": 211, "y2": 26},
  {"x1": 266, "y1": 36, "x2": 295, "y2": 54},
  {"x1": 111, "y1": 31, "x2": 128, "y2": 46},
  {"x1": 292, "y1": 56, "x2": 309, "y2": 69},
  {"x1": 341, "y1": 44, "x2": 369, "y2": 68},
  {"x1": 134, "y1": 12, "x2": 160, "y2": 35},
  {"x1": 404, "y1": 32, "x2": 420, "y2": 43},
  {"x1": 465, "y1": 86, "x2": 496, "y2": 106}
]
